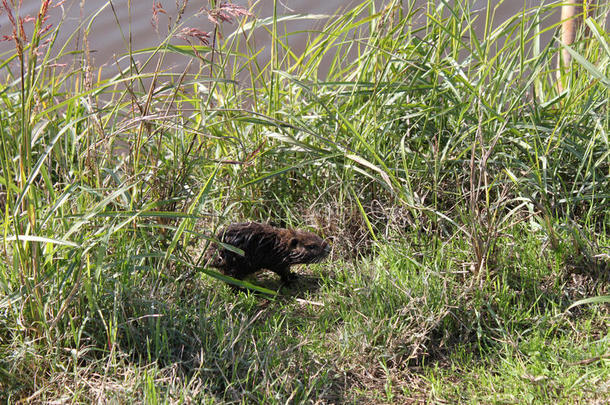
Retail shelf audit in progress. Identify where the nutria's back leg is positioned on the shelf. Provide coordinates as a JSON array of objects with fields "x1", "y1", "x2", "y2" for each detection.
[{"x1": 222, "y1": 266, "x2": 253, "y2": 293}]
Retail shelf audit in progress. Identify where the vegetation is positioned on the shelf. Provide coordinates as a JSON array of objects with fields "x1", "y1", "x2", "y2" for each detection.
[{"x1": 1, "y1": 0, "x2": 608, "y2": 402}]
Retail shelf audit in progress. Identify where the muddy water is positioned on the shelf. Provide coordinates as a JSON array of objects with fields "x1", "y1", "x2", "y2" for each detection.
[
  {"x1": 0, "y1": 0, "x2": 566, "y2": 80},
  {"x1": 0, "y1": 0, "x2": 360, "y2": 77}
]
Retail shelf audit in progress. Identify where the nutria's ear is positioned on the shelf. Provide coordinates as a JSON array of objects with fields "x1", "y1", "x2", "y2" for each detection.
[{"x1": 289, "y1": 237, "x2": 299, "y2": 248}]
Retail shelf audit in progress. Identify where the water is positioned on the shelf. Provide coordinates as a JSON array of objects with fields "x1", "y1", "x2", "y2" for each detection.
[
  {"x1": 3, "y1": 1, "x2": 604, "y2": 80},
  {"x1": 0, "y1": 1, "x2": 354, "y2": 77}
]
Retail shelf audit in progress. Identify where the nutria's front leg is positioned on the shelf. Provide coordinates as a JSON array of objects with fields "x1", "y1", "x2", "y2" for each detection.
[{"x1": 273, "y1": 266, "x2": 297, "y2": 284}]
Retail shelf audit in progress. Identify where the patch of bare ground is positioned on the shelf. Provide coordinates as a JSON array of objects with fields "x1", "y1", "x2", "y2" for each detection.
[
  {"x1": 340, "y1": 364, "x2": 431, "y2": 404},
  {"x1": 303, "y1": 198, "x2": 420, "y2": 260}
]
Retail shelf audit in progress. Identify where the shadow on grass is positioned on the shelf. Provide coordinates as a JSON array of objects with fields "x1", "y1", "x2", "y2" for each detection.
[
  {"x1": 421, "y1": 253, "x2": 610, "y2": 370},
  {"x1": 76, "y1": 245, "x2": 607, "y2": 403},
  {"x1": 103, "y1": 269, "x2": 342, "y2": 402}
]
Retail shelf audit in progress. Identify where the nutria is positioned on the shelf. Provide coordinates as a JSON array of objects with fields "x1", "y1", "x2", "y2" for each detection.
[{"x1": 207, "y1": 222, "x2": 330, "y2": 283}]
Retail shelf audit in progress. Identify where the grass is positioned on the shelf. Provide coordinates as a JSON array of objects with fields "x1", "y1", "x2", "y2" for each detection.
[{"x1": 0, "y1": 0, "x2": 609, "y2": 403}]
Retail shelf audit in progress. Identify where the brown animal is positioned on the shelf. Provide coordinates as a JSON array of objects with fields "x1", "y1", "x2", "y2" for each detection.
[{"x1": 207, "y1": 222, "x2": 330, "y2": 283}]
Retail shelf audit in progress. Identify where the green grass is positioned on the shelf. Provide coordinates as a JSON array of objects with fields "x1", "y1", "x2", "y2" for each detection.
[{"x1": 1, "y1": 0, "x2": 609, "y2": 403}]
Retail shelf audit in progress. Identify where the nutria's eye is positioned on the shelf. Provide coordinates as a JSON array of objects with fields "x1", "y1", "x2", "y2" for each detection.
[
  {"x1": 290, "y1": 238, "x2": 299, "y2": 248},
  {"x1": 306, "y1": 244, "x2": 317, "y2": 250}
]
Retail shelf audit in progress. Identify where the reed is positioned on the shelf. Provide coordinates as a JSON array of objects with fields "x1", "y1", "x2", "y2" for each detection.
[{"x1": 0, "y1": 0, "x2": 608, "y2": 402}]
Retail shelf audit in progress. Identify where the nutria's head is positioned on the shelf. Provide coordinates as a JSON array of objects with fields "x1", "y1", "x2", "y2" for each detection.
[{"x1": 285, "y1": 230, "x2": 331, "y2": 264}]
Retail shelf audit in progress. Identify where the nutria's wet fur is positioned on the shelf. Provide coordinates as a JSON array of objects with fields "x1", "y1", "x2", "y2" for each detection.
[{"x1": 207, "y1": 222, "x2": 330, "y2": 283}]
